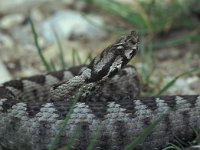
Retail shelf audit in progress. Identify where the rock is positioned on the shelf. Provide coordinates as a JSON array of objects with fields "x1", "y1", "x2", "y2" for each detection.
[
  {"x1": 164, "y1": 77, "x2": 197, "y2": 95},
  {"x1": 11, "y1": 25, "x2": 46, "y2": 46},
  {"x1": 10, "y1": 26, "x2": 33, "y2": 45},
  {"x1": 39, "y1": 10, "x2": 106, "y2": 43},
  {"x1": 30, "y1": 8, "x2": 45, "y2": 23},
  {"x1": 0, "y1": 0, "x2": 53, "y2": 14},
  {"x1": 0, "y1": 60, "x2": 11, "y2": 83},
  {"x1": 0, "y1": 14, "x2": 25, "y2": 30},
  {"x1": 0, "y1": 33, "x2": 14, "y2": 48}
]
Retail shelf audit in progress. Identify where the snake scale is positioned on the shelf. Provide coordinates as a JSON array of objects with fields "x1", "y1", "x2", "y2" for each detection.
[{"x1": 0, "y1": 31, "x2": 200, "y2": 150}]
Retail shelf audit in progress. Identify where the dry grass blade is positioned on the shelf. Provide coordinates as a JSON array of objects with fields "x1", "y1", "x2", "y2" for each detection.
[{"x1": 28, "y1": 14, "x2": 52, "y2": 72}]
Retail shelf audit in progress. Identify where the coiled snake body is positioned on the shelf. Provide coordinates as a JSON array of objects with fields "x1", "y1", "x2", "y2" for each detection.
[{"x1": 0, "y1": 31, "x2": 199, "y2": 150}]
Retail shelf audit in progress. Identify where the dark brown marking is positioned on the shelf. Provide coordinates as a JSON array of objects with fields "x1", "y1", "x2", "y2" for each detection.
[
  {"x1": 68, "y1": 65, "x2": 86, "y2": 76},
  {"x1": 32, "y1": 89, "x2": 38, "y2": 99},
  {"x1": 49, "y1": 70, "x2": 64, "y2": 81},
  {"x1": 108, "y1": 68, "x2": 118, "y2": 78},
  {"x1": 3, "y1": 80, "x2": 24, "y2": 91},
  {"x1": 0, "y1": 87, "x2": 16, "y2": 100},
  {"x1": 86, "y1": 60, "x2": 114, "y2": 82},
  {"x1": 139, "y1": 97, "x2": 158, "y2": 111},
  {"x1": 114, "y1": 121, "x2": 130, "y2": 149},
  {"x1": 85, "y1": 102, "x2": 108, "y2": 119},
  {"x1": 163, "y1": 114, "x2": 172, "y2": 134},
  {"x1": 26, "y1": 102, "x2": 43, "y2": 117},
  {"x1": 75, "y1": 122, "x2": 91, "y2": 150},
  {"x1": 0, "y1": 87, "x2": 18, "y2": 112},
  {"x1": 24, "y1": 75, "x2": 46, "y2": 85}
]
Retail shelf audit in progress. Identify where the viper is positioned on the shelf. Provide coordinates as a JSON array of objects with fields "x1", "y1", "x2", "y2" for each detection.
[{"x1": 0, "y1": 31, "x2": 199, "y2": 150}]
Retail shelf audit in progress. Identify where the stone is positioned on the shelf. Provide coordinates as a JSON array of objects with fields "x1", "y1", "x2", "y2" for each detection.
[
  {"x1": 39, "y1": 10, "x2": 106, "y2": 43},
  {"x1": 0, "y1": 14, "x2": 25, "y2": 30}
]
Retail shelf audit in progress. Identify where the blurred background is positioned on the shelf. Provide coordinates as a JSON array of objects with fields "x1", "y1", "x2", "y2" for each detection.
[{"x1": 0, "y1": 0, "x2": 199, "y2": 96}]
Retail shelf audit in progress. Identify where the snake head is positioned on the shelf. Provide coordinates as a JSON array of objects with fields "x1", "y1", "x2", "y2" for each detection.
[
  {"x1": 86, "y1": 31, "x2": 139, "y2": 82},
  {"x1": 113, "y1": 31, "x2": 139, "y2": 66}
]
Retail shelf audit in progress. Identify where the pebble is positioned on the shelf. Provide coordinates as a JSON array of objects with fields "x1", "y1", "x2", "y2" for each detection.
[
  {"x1": 0, "y1": 60, "x2": 12, "y2": 83},
  {"x1": 0, "y1": 0, "x2": 52, "y2": 14},
  {"x1": 164, "y1": 77, "x2": 197, "y2": 95},
  {"x1": 39, "y1": 10, "x2": 106, "y2": 43},
  {"x1": 0, "y1": 33, "x2": 14, "y2": 47},
  {"x1": 0, "y1": 14, "x2": 25, "y2": 30}
]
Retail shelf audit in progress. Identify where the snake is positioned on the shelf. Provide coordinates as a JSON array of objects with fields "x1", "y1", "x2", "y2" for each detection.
[{"x1": 0, "y1": 31, "x2": 199, "y2": 150}]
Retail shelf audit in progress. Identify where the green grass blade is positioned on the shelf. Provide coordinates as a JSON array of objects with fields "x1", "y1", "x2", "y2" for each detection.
[
  {"x1": 86, "y1": 0, "x2": 147, "y2": 29},
  {"x1": 65, "y1": 125, "x2": 82, "y2": 150},
  {"x1": 52, "y1": 27, "x2": 67, "y2": 69},
  {"x1": 86, "y1": 127, "x2": 102, "y2": 150},
  {"x1": 72, "y1": 48, "x2": 76, "y2": 66},
  {"x1": 139, "y1": 34, "x2": 149, "y2": 82},
  {"x1": 123, "y1": 113, "x2": 166, "y2": 150},
  {"x1": 28, "y1": 14, "x2": 52, "y2": 72},
  {"x1": 84, "y1": 51, "x2": 93, "y2": 64},
  {"x1": 162, "y1": 143, "x2": 182, "y2": 150},
  {"x1": 144, "y1": 63, "x2": 156, "y2": 84},
  {"x1": 142, "y1": 43, "x2": 156, "y2": 84},
  {"x1": 50, "y1": 59, "x2": 56, "y2": 72},
  {"x1": 81, "y1": 13, "x2": 127, "y2": 34},
  {"x1": 174, "y1": 136, "x2": 186, "y2": 148},
  {"x1": 156, "y1": 69, "x2": 199, "y2": 96},
  {"x1": 193, "y1": 128, "x2": 200, "y2": 144},
  {"x1": 164, "y1": 127, "x2": 200, "y2": 149},
  {"x1": 75, "y1": 50, "x2": 82, "y2": 65},
  {"x1": 151, "y1": 31, "x2": 200, "y2": 49},
  {"x1": 123, "y1": 98, "x2": 190, "y2": 150},
  {"x1": 48, "y1": 88, "x2": 84, "y2": 150},
  {"x1": 72, "y1": 48, "x2": 82, "y2": 66}
]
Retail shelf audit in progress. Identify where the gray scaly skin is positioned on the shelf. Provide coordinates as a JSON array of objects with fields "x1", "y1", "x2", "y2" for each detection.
[{"x1": 0, "y1": 31, "x2": 199, "y2": 150}]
